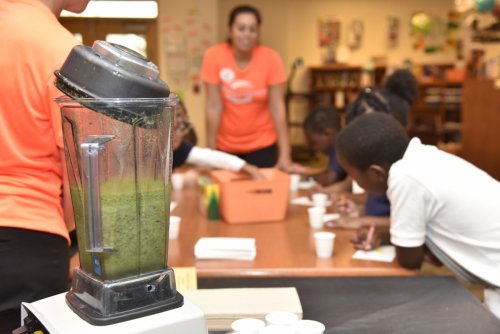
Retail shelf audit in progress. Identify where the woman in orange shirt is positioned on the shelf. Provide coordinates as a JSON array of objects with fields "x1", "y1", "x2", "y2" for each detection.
[
  {"x1": 0, "y1": 0, "x2": 89, "y2": 331},
  {"x1": 201, "y1": 5, "x2": 302, "y2": 172}
]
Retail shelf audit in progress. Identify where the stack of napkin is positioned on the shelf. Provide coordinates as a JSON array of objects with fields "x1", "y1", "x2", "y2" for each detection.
[
  {"x1": 194, "y1": 237, "x2": 256, "y2": 260},
  {"x1": 183, "y1": 287, "x2": 303, "y2": 331}
]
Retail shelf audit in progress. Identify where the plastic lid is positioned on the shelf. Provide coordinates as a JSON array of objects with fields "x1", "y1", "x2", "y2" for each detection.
[
  {"x1": 54, "y1": 40, "x2": 169, "y2": 100},
  {"x1": 92, "y1": 40, "x2": 160, "y2": 80},
  {"x1": 265, "y1": 311, "x2": 299, "y2": 326},
  {"x1": 231, "y1": 318, "x2": 266, "y2": 333},
  {"x1": 54, "y1": 40, "x2": 172, "y2": 127},
  {"x1": 292, "y1": 319, "x2": 326, "y2": 334}
]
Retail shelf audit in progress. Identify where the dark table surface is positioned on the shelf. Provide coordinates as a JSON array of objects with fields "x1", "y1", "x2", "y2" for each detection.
[{"x1": 199, "y1": 276, "x2": 500, "y2": 334}]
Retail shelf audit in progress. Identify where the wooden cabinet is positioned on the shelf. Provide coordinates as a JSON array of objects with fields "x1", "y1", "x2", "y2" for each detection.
[
  {"x1": 407, "y1": 79, "x2": 463, "y2": 146},
  {"x1": 287, "y1": 63, "x2": 466, "y2": 162},
  {"x1": 287, "y1": 65, "x2": 386, "y2": 161},
  {"x1": 308, "y1": 65, "x2": 387, "y2": 125},
  {"x1": 461, "y1": 78, "x2": 500, "y2": 180}
]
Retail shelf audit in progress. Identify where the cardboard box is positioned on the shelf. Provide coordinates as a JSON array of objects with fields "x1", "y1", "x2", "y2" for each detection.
[{"x1": 210, "y1": 168, "x2": 290, "y2": 224}]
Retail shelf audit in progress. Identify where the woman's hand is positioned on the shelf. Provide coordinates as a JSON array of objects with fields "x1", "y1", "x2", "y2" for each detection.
[
  {"x1": 241, "y1": 163, "x2": 266, "y2": 180},
  {"x1": 275, "y1": 158, "x2": 308, "y2": 174}
]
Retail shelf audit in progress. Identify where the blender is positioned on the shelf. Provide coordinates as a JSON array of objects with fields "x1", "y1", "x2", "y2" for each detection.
[{"x1": 18, "y1": 41, "x2": 207, "y2": 333}]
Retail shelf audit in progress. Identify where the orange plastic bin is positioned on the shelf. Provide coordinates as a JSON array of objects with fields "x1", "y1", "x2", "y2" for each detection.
[{"x1": 210, "y1": 168, "x2": 290, "y2": 224}]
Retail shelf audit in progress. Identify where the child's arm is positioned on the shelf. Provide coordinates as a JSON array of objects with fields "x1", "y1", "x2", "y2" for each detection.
[
  {"x1": 318, "y1": 176, "x2": 352, "y2": 194},
  {"x1": 308, "y1": 169, "x2": 344, "y2": 186},
  {"x1": 395, "y1": 245, "x2": 425, "y2": 269},
  {"x1": 355, "y1": 227, "x2": 428, "y2": 270}
]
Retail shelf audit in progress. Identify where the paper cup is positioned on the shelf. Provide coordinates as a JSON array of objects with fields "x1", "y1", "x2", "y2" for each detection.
[
  {"x1": 171, "y1": 173, "x2": 184, "y2": 190},
  {"x1": 311, "y1": 193, "x2": 328, "y2": 207},
  {"x1": 230, "y1": 318, "x2": 266, "y2": 333},
  {"x1": 313, "y1": 232, "x2": 336, "y2": 258},
  {"x1": 169, "y1": 216, "x2": 181, "y2": 240},
  {"x1": 307, "y1": 207, "x2": 326, "y2": 229},
  {"x1": 289, "y1": 174, "x2": 301, "y2": 192},
  {"x1": 265, "y1": 311, "x2": 299, "y2": 326},
  {"x1": 293, "y1": 319, "x2": 326, "y2": 334},
  {"x1": 260, "y1": 325, "x2": 295, "y2": 333}
]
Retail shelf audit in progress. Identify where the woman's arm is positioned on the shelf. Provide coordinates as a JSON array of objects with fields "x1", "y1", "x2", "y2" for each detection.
[
  {"x1": 204, "y1": 83, "x2": 223, "y2": 149},
  {"x1": 268, "y1": 83, "x2": 294, "y2": 171}
]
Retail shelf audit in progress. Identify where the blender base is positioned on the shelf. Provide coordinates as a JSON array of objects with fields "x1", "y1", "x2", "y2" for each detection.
[
  {"x1": 21, "y1": 292, "x2": 208, "y2": 334},
  {"x1": 67, "y1": 268, "x2": 184, "y2": 325}
]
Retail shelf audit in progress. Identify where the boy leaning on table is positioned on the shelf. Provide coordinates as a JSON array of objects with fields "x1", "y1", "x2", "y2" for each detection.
[{"x1": 335, "y1": 112, "x2": 500, "y2": 319}]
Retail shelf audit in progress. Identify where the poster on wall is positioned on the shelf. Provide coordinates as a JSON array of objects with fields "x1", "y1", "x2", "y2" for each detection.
[
  {"x1": 387, "y1": 16, "x2": 400, "y2": 48},
  {"x1": 160, "y1": 7, "x2": 214, "y2": 95},
  {"x1": 410, "y1": 11, "x2": 448, "y2": 54},
  {"x1": 318, "y1": 17, "x2": 341, "y2": 47},
  {"x1": 347, "y1": 20, "x2": 364, "y2": 49}
]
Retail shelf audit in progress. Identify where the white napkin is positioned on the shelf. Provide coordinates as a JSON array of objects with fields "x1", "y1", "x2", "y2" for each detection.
[
  {"x1": 298, "y1": 179, "x2": 317, "y2": 190},
  {"x1": 352, "y1": 245, "x2": 396, "y2": 263},
  {"x1": 170, "y1": 201, "x2": 177, "y2": 212},
  {"x1": 194, "y1": 237, "x2": 256, "y2": 261}
]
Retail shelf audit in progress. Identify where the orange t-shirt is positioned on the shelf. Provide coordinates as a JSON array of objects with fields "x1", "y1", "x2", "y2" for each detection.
[
  {"x1": 201, "y1": 43, "x2": 287, "y2": 153},
  {"x1": 0, "y1": 0, "x2": 79, "y2": 244}
]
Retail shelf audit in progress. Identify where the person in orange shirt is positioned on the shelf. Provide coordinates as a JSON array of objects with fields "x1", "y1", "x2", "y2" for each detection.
[
  {"x1": 201, "y1": 5, "x2": 303, "y2": 173},
  {"x1": 0, "y1": 0, "x2": 89, "y2": 331}
]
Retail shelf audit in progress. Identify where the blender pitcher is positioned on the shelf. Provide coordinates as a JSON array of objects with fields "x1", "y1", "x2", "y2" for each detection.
[{"x1": 54, "y1": 41, "x2": 182, "y2": 325}]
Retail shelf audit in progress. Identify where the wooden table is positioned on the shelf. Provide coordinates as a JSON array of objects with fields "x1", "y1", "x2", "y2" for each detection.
[{"x1": 168, "y1": 187, "x2": 416, "y2": 278}]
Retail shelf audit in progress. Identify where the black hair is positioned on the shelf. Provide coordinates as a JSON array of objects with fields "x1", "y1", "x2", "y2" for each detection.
[
  {"x1": 303, "y1": 105, "x2": 341, "y2": 133},
  {"x1": 385, "y1": 69, "x2": 419, "y2": 105},
  {"x1": 228, "y1": 5, "x2": 262, "y2": 27},
  {"x1": 345, "y1": 69, "x2": 418, "y2": 126},
  {"x1": 336, "y1": 113, "x2": 409, "y2": 171}
]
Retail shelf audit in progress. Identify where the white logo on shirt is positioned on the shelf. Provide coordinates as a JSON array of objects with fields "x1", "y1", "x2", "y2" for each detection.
[
  {"x1": 219, "y1": 68, "x2": 266, "y2": 105},
  {"x1": 220, "y1": 68, "x2": 235, "y2": 82}
]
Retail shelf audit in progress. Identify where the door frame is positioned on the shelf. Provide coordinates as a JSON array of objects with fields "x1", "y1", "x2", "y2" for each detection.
[{"x1": 59, "y1": 17, "x2": 158, "y2": 65}]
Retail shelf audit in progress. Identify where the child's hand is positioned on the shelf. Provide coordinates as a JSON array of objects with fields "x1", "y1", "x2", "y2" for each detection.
[
  {"x1": 324, "y1": 216, "x2": 363, "y2": 229},
  {"x1": 335, "y1": 195, "x2": 359, "y2": 217},
  {"x1": 352, "y1": 225, "x2": 380, "y2": 251},
  {"x1": 351, "y1": 224, "x2": 391, "y2": 251}
]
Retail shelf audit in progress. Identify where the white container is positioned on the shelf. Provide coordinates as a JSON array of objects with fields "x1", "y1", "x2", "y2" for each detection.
[
  {"x1": 231, "y1": 318, "x2": 266, "y2": 333},
  {"x1": 307, "y1": 207, "x2": 326, "y2": 229},
  {"x1": 311, "y1": 193, "x2": 328, "y2": 207},
  {"x1": 169, "y1": 216, "x2": 181, "y2": 240},
  {"x1": 260, "y1": 325, "x2": 295, "y2": 333},
  {"x1": 293, "y1": 319, "x2": 326, "y2": 334},
  {"x1": 289, "y1": 174, "x2": 301, "y2": 192},
  {"x1": 313, "y1": 232, "x2": 336, "y2": 258},
  {"x1": 265, "y1": 311, "x2": 299, "y2": 327},
  {"x1": 171, "y1": 173, "x2": 184, "y2": 190}
]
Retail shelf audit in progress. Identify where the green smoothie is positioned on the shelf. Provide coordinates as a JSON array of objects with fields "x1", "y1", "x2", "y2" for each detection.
[{"x1": 73, "y1": 178, "x2": 170, "y2": 281}]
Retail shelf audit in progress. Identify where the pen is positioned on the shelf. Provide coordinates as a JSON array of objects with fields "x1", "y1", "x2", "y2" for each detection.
[{"x1": 363, "y1": 223, "x2": 376, "y2": 251}]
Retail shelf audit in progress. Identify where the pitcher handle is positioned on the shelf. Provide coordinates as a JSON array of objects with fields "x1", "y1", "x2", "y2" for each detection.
[{"x1": 81, "y1": 135, "x2": 115, "y2": 253}]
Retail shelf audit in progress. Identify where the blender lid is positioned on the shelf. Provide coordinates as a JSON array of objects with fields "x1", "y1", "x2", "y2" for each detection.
[
  {"x1": 54, "y1": 40, "x2": 170, "y2": 127},
  {"x1": 92, "y1": 40, "x2": 160, "y2": 81}
]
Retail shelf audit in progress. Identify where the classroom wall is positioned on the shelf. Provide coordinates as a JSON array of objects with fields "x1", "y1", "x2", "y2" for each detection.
[
  {"x1": 158, "y1": 0, "x2": 219, "y2": 146},
  {"x1": 159, "y1": 0, "x2": 459, "y2": 146}
]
